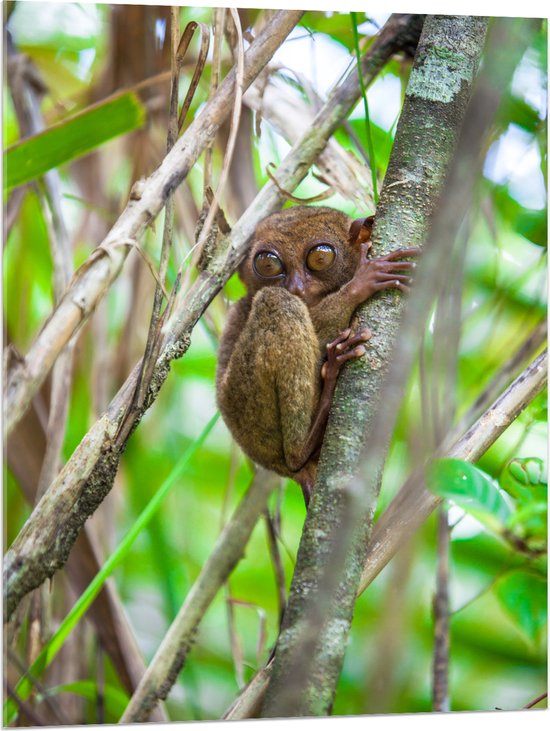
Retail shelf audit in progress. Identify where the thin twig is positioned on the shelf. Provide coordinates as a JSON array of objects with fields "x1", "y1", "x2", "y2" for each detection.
[
  {"x1": 116, "y1": 14, "x2": 207, "y2": 446},
  {"x1": 359, "y1": 349, "x2": 548, "y2": 594},
  {"x1": 432, "y1": 507, "x2": 450, "y2": 712},
  {"x1": 190, "y1": 8, "x2": 245, "y2": 277},
  {"x1": 263, "y1": 510, "x2": 287, "y2": 628},
  {"x1": 524, "y1": 691, "x2": 547, "y2": 709},
  {"x1": 265, "y1": 163, "x2": 334, "y2": 203},
  {"x1": 204, "y1": 7, "x2": 225, "y2": 193}
]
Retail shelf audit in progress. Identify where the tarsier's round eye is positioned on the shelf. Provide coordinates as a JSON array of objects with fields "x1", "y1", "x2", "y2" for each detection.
[
  {"x1": 306, "y1": 244, "x2": 336, "y2": 272},
  {"x1": 253, "y1": 251, "x2": 284, "y2": 278}
]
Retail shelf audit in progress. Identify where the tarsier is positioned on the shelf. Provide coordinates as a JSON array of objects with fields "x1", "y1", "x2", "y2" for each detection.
[{"x1": 216, "y1": 206, "x2": 418, "y2": 504}]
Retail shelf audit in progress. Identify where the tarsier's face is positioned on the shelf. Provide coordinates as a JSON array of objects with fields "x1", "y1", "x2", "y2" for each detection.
[
  {"x1": 240, "y1": 206, "x2": 363, "y2": 309},
  {"x1": 250, "y1": 238, "x2": 339, "y2": 308}
]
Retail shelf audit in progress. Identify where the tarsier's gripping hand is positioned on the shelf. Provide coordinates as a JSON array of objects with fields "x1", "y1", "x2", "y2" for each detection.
[{"x1": 349, "y1": 242, "x2": 420, "y2": 304}]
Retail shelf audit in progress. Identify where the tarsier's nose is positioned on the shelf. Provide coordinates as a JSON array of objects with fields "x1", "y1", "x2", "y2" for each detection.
[{"x1": 285, "y1": 272, "x2": 306, "y2": 299}]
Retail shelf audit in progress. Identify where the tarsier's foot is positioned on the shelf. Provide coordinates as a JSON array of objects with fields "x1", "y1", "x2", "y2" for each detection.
[
  {"x1": 295, "y1": 461, "x2": 318, "y2": 507},
  {"x1": 321, "y1": 327, "x2": 372, "y2": 381}
]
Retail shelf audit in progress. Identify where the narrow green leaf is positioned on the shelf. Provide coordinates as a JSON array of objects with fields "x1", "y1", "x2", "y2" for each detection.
[
  {"x1": 3, "y1": 412, "x2": 219, "y2": 726},
  {"x1": 4, "y1": 91, "x2": 147, "y2": 191},
  {"x1": 426, "y1": 458, "x2": 512, "y2": 534},
  {"x1": 495, "y1": 571, "x2": 547, "y2": 644}
]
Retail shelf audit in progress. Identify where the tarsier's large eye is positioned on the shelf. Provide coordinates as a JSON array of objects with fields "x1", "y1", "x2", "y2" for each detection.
[
  {"x1": 306, "y1": 243, "x2": 336, "y2": 272},
  {"x1": 253, "y1": 251, "x2": 284, "y2": 278}
]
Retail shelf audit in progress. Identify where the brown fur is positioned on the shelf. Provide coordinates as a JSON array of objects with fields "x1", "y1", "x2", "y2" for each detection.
[{"x1": 216, "y1": 205, "x2": 416, "y2": 499}]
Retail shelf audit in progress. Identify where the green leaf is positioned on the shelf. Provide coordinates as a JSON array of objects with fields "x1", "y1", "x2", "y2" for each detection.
[
  {"x1": 4, "y1": 91, "x2": 147, "y2": 191},
  {"x1": 490, "y1": 182, "x2": 547, "y2": 247},
  {"x1": 502, "y1": 457, "x2": 547, "y2": 501},
  {"x1": 495, "y1": 571, "x2": 547, "y2": 644},
  {"x1": 426, "y1": 458, "x2": 512, "y2": 533},
  {"x1": 501, "y1": 458, "x2": 547, "y2": 553}
]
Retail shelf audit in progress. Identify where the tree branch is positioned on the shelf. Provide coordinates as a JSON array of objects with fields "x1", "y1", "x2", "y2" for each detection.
[
  {"x1": 259, "y1": 15, "x2": 494, "y2": 717},
  {"x1": 358, "y1": 347, "x2": 547, "y2": 593}
]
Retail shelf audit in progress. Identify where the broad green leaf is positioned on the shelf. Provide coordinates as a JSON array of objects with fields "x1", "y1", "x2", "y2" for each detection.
[
  {"x1": 498, "y1": 94, "x2": 543, "y2": 134},
  {"x1": 4, "y1": 91, "x2": 146, "y2": 191},
  {"x1": 426, "y1": 458, "x2": 512, "y2": 534},
  {"x1": 302, "y1": 10, "x2": 371, "y2": 51},
  {"x1": 495, "y1": 571, "x2": 547, "y2": 644}
]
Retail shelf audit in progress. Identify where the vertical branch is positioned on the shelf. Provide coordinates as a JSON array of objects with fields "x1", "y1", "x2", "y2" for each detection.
[
  {"x1": 428, "y1": 225, "x2": 467, "y2": 711},
  {"x1": 204, "y1": 6, "x2": 226, "y2": 193},
  {"x1": 260, "y1": 15, "x2": 491, "y2": 718},
  {"x1": 263, "y1": 510, "x2": 287, "y2": 626},
  {"x1": 432, "y1": 507, "x2": 451, "y2": 711}
]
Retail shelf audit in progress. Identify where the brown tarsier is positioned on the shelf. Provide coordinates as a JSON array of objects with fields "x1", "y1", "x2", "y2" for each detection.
[{"x1": 216, "y1": 206, "x2": 418, "y2": 504}]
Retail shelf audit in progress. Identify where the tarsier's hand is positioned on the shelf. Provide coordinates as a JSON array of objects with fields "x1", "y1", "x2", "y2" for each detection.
[
  {"x1": 321, "y1": 328, "x2": 372, "y2": 382},
  {"x1": 351, "y1": 243, "x2": 420, "y2": 301}
]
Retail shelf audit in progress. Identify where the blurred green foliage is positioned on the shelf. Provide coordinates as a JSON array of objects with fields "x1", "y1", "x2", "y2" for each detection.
[{"x1": 3, "y1": 4, "x2": 547, "y2": 723}]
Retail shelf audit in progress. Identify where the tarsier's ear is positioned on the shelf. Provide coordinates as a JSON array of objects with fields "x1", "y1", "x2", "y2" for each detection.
[{"x1": 348, "y1": 215, "x2": 375, "y2": 246}]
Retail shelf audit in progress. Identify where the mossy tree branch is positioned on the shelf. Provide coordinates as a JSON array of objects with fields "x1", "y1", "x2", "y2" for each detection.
[{"x1": 259, "y1": 15, "x2": 530, "y2": 717}]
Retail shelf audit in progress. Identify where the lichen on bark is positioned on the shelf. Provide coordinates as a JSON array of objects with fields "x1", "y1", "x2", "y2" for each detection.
[{"x1": 260, "y1": 15, "x2": 490, "y2": 718}]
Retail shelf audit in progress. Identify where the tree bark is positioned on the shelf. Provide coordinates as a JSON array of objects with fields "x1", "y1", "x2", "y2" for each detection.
[{"x1": 260, "y1": 15, "x2": 491, "y2": 718}]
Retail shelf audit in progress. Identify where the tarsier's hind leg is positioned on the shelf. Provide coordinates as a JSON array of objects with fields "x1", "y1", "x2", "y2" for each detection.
[{"x1": 217, "y1": 287, "x2": 321, "y2": 485}]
